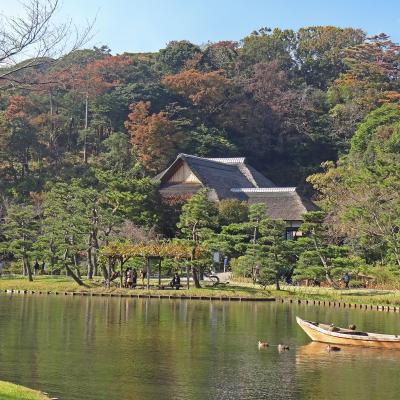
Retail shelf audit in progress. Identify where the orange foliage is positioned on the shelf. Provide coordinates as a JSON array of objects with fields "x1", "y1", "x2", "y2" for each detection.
[
  {"x1": 125, "y1": 101, "x2": 178, "y2": 172},
  {"x1": 5, "y1": 96, "x2": 35, "y2": 119},
  {"x1": 102, "y1": 241, "x2": 204, "y2": 260},
  {"x1": 85, "y1": 55, "x2": 135, "y2": 85},
  {"x1": 59, "y1": 62, "x2": 111, "y2": 97},
  {"x1": 162, "y1": 69, "x2": 233, "y2": 113}
]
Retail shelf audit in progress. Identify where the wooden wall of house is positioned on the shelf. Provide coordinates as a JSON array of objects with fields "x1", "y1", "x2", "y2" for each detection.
[{"x1": 167, "y1": 162, "x2": 201, "y2": 184}]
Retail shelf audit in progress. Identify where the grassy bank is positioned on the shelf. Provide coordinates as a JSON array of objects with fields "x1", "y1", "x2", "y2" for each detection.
[
  {"x1": 0, "y1": 275, "x2": 273, "y2": 299},
  {"x1": 280, "y1": 285, "x2": 400, "y2": 307},
  {"x1": 2, "y1": 275, "x2": 400, "y2": 306},
  {"x1": 0, "y1": 381, "x2": 50, "y2": 400}
]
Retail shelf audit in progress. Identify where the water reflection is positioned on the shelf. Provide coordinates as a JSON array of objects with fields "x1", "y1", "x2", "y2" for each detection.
[
  {"x1": 297, "y1": 341, "x2": 400, "y2": 362},
  {"x1": 0, "y1": 295, "x2": 399, "y2": 400}
]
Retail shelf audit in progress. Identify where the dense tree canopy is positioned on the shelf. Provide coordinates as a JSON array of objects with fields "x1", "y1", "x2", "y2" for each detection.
[{"x1": 1, "y1": 21, "x2": 399, "y2": 287}]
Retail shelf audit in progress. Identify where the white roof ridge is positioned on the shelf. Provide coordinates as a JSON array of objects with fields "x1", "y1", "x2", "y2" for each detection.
[
  {"x1": 230, "y1": 187, "x2": 297, "y2": 193},
  {"x1": 177, "y1": 153, "x2": 246, "y2": 163},
  {"x1": 205, "y1": 157, "x2": 246, "y2": 164}
]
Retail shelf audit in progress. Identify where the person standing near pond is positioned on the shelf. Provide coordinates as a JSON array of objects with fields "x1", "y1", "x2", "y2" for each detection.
[
  {"x1": 33, "y1": 260, "x2": 40, "y2": 275},
  {"x1": 140, "y1": 268, "x2": 146, "y2": 288},
  {"x1": 170, "y1": 273, "x2": 181, "y2": 290},
  {"x1": 124, "y1": 268, "x2": 129, "y2": 288},
  {"x1": 132, "y1": 268, "x2": 137, "y2": 288},
  {"x1": 343, "y1": 272, "x2": 350, "y2": 289},
  {"x1": 126, "y1": 268, "x2": 133, "y2": 288}
]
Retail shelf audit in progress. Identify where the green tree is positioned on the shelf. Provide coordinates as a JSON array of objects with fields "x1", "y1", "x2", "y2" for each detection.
[
  {"x1": 157, "y1": 40, "x2": 201, "y2": 74},
  {"x1": 257, "y1": 219, "x2": 296, "y2": 290},
  {"x1": 178, "y1": 189, "x2": 218, "y2": 287},
  {"x1": 1, "y1": 204, "x2": 38, "y2": 281},
  {"x1": 235, "y1": 205, "x2": 295, "y2": 289},
  {"x1": 218, "y1": 199, "x2": 249, "y2": 226},
  {"x1": 296, "y1": 26, "x2": 365, "y2": 89},
  {"x1": 309, "y1": 104, "x2": 400, "y2": 268},
  {"x1": 294, "y1": 211, "x2": 348, "y2": 287},
  {"x1": 38, "y1": 182, "x2": 90, "y2": 284}
]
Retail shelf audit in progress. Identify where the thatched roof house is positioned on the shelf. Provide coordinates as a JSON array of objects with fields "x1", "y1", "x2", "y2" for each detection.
[{"x1": 155, "y1": 154, "x2": 316, "y2": 233}]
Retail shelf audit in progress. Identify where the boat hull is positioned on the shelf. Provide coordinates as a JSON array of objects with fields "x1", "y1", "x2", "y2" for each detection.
[{"x1": 296, "y1": 317, "x2": 400, "y2": 349}]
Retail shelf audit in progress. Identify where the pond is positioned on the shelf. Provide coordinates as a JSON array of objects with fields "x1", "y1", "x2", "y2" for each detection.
[{"x1": 0, "y1": 294, "x2": 400, "y2": 400}]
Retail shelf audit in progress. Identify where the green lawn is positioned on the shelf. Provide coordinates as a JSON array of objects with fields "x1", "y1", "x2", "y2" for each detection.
[
  {"x1": 280, "y1": 285, "x2": 400, "y2": 306},
  {"x1": 2, "y1": 275, "x2": 400, "y2": 306},
  {"x1": 0, "y1": 275, "x2": 273, "y2": 298},
  {"x1": 0, "y1": 381, "x2": 50, "y2": 400}
]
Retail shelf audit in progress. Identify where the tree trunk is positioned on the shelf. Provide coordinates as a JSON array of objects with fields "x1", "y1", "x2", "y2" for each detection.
[
  {"x1": 192, "y1": 267, "x2": 201, "y2": 289},
  {"x1": 22, "y1": 148, "x2": 30, "y2": 177},
  {"x1": 102, "y1": 264, "x2": 109, "y2": 281},
  {"x1": 325, "y1": 271, "x2": 338, "y2": 288},
  {"x1": 191, "y1": 246, "x2": 201, "y2": 288},
  {"x1": 158, "y1": 259, "x2": 161, "y2": 287},
  {"x1": 93, "y1": 252, "x2": 98, "y2": 276},
  {"x1": 146, "y1": 257, "x2": 150, "y2": 290},
  {"x1": 24, "y1": 258, "x2": 33, "y2": 282},
  {"x1": 312, "y1": 234, "x2": 338, "y2": 289},
  {"x1": 83, "y1": 93, "x2": 88, "y2": 164},
  {"x1": 275, "y1": 277, "x2": 280, "y2": 291},
  {"x1": 87, "y1": 245, "x2": 94, "y2": 279},
  {"x1": 65, "y1": 264, "x2": 85, "y2": 286},
  {"x1": 199, "y1": 266, "x2": 204, "y2": 281},
  {"x1": 62, "y1": 249, "x2": 85, "y2": 285}
]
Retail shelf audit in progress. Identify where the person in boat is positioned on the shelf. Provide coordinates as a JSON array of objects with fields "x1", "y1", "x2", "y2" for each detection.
[
  {"x1": 170, "y1": 273, "x2": 181, "y2": 290},
  {"x1": 343, "y1": 272, "x2": 350, "y2": 289}
]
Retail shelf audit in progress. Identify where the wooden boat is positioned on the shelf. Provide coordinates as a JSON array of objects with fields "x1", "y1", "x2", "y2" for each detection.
[{"x1": 296, "y1": 316, "x2": 400, "y2": 349}]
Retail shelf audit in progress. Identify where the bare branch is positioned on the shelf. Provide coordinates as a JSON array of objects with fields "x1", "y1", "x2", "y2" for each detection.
[{"x1": 0, "y1": 0, "x2": 95, "y2": 87}]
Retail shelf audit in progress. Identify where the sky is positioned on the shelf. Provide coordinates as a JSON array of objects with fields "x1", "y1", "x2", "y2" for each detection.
[{"x1": 1, "y1": 0, "x2": 400, "y2": 54}]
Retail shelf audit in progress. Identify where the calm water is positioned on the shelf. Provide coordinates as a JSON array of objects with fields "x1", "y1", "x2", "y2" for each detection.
[{"x1": 1, "y1": 295, "x2": 400, "y2": 400}]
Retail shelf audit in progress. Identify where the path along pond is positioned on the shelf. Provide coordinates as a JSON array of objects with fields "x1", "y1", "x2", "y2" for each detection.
[{"x1": 1, "y1": 294, "x2": 400, "y2": 400}]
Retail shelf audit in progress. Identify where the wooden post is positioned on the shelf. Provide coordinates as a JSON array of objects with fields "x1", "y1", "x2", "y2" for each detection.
[
  {"x1": 158, "y1": 258, "x2": 162, "y2": 287},
  {"x1": 146, "y1": 257, "x2": 150, "y2": 290}
]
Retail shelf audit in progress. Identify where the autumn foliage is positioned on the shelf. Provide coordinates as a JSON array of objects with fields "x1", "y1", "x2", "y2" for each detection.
[
  {"x1": 102, "y1": 241, "x2": 204, "y2": 260},
  {"x1": 125, "y1": 101, "x2": 178, "y2": 172},
  {"x1": 162, "y1": 69, "x2": 232, "y2": 113}
]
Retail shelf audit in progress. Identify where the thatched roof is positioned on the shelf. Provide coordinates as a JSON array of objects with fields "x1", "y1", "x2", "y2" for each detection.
[
  {"x1": 230, "y1": 188, "x2": 317, "y2": 221},
  {"x1": 156, "y1": 154, "x2": 316, "y2": 221},
  {"x1": 156, "y1": 154, "x2": 275, "y2": 198}
]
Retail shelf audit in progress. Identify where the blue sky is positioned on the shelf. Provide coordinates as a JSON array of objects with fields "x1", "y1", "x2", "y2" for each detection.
[{"x1": 2, "y1": 0, "x2": 400, "y2": 54}]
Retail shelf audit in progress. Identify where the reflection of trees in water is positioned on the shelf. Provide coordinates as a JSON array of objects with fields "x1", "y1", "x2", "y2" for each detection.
[{"x1": 1, "y1": 297, "x2": 400, "y2": 400}]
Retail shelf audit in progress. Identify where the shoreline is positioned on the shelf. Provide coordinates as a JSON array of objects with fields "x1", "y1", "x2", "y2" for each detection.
[
  {"x1": 1, "y1": 288, "x2": 275, "y2": 302},
  {"x1": 2, "y1": 276, "x2": 400, "y2": 309},
  {"x1": 0, "y1": 380, "x2": 51, "y2": 400},
  {"x1": 2, "y1": 287, "x2": 400, "y2": 312}
]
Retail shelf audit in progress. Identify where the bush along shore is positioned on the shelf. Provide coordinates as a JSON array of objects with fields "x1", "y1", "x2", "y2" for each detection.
[{"x1": 3, "y1": 276, "x2": 400, "y2": 308}]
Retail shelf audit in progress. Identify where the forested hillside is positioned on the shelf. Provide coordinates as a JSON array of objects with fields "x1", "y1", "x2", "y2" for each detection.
[
  {"x1": 1, "y1": 23, "x2": 400, "y2": 283},
  {"x1": 3, "y1": 27, "x2": 397, "y2": 190}
]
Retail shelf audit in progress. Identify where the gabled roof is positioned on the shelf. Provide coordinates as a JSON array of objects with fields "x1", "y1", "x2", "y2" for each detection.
[
  {"x1": 155, "y1": 154, "x2": 316, "y2": 221},
  {"x1": 155, "y1": 154, "x2": 275, "y2": 199}
]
